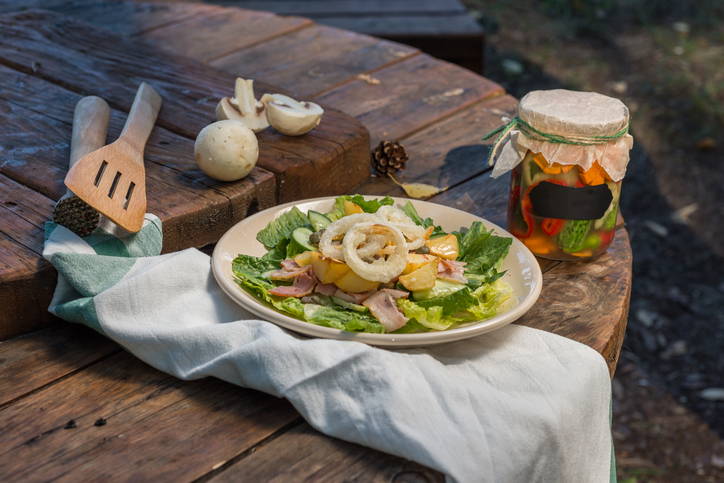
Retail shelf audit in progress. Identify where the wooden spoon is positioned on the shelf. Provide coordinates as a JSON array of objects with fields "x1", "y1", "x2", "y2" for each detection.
[
  {"x1": 64, "y1": 82, "x2": 162, "y2": 233},
  {"x1": 53, "y1": 96, "x2": 110, "y2": 236}
]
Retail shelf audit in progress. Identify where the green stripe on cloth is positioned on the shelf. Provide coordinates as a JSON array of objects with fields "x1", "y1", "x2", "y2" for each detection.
[
  {"x1": 55, "y1": 297, "x2": 105, "y2": 335},
  {"x1": 52, "y1": 253, "x2": 136, "y2": 298}
]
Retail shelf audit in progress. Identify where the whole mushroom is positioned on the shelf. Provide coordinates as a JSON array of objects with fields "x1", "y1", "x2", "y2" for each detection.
[
  {"x1": 194, "y1": 120, "x2": 259, "y2": 181},
  {"x1": 260, "y1": 93, "x2": 324, "y2": 136}
]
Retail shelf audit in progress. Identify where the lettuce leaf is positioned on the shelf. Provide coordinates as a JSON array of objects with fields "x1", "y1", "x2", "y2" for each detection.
[
  {"x1": 256, "y1": 206, "x2": 309, "y2": 249},
  {"x1": 415, "y1": 286, "x2": 478, "y2": 316},
  {"x1": 233, "y1": 271, "x2": 305, "y2": 319},
  {"x1": 327, "y1": 195, "x2": 394, "y2": 221},
  {"x1": 303, "y1": 304, "x2": 385, "y2": 333},
  {"x1": 397, "y1": 299, "x2": 452, "y2": 331},
  {"x1": 400, "y1": 200, "x2": 446, "y2": 238},
  {"x1": 232, "y1": 253, "x2": 281, "y2": 278},
  {"x1": 454, "y1": 221, "x2": 512, "y2": 283}
]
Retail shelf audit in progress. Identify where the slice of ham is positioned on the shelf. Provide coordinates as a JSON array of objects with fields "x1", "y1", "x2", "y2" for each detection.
[
  {"x1": 381, "y1": 288, "x2": 409, "y2": 299},
  {"x1": 269, "y1": 271, "x2": 316, "y2": 298},
  {"x1": 270, "y1": 260, "x2": 310, "y2": 280},
  {"x1": 314, "y1": 282, "x2": 338, "y2": 296},
  {"x1": 280, "y1": 259, "x2": 302, "y2": 271},
  {"x1": 334, "y1": 288, "x2": 376, "y2": 305},
  {"x1": 363, "y1": 291, "x2": 409, "y2": 333},
  {"x1": 437, "y1": 259, "x2": 468, "y2": 284}
]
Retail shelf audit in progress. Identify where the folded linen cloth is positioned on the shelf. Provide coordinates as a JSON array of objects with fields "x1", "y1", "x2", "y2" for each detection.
[{"x1": 44, "y1": 216, "x2": 615, "y2": 483}]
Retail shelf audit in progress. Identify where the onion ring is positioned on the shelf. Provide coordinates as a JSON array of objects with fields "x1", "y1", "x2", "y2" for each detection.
[
  {"x1": 342, "y1": 222, "x2": 407, "y2": 282},
  {"x1": 376, "y1": 205, "x2": 427, "y2": 250},
  {"x1": 319, "y1": 213, "x2": 379, "y2": 260}
]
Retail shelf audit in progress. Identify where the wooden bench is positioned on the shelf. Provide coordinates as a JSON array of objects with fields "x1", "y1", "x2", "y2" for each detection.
[{"x1": 197, "y1": 0, "x2": 485, "y2": 73}]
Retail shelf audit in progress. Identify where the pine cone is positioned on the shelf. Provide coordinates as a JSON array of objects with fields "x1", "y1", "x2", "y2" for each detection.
[{"x1": 371, "y1": 140, "x2": 409, "y2": 176}]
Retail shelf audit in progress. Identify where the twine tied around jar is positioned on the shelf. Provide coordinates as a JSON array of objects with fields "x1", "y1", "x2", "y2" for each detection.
[{"x1": 482, "y1": 115, "x2": 630, "y2": 167}]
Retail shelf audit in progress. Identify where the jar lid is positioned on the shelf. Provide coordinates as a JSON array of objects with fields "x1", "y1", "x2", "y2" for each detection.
[
  {"x1": 488, "y1": 89, "x2": 634, "y2": 182},
  {"x1": 519, "y1": 90, "x2": 629, "y2": 139}
]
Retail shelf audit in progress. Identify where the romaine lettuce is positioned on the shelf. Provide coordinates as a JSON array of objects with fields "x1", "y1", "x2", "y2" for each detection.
[
  {"x1": 256, "y1": 206, "x2": 309, "y2": 249},
  {"x1": 327, "y1": 195, "x2": 394, "y2": 221}
]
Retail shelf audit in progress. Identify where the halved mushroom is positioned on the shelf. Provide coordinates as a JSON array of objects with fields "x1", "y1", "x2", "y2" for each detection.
[
  {"x1": 260, "y1": 93, "x2": 324, "y2": 136},
  {"x1": 216, "y1": 78, "x2": 269, "y2": 133}
]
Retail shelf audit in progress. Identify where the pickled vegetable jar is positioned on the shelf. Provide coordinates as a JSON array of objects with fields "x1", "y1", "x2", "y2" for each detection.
[{"x1": 485, "y1": 90, "x2": 633, "y2": 260}]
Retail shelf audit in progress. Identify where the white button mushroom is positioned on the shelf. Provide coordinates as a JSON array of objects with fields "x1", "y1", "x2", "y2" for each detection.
[
  {"x1": 260, "y1": 93, "x2": 324, "y2": 136},
  {"x1": 194, "y1": 120, "x2": 259, "y2": 182},
  {"x1": 216, "y1": 78, "x2": 269, "y2": 133}
]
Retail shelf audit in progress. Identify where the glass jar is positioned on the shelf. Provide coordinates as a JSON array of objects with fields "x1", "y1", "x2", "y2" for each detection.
[
  {"x1": 484, "y1": 89, "x2": 632, "y2": 261},
  {"x1": 507, "y1": 151, "x2": 620, "y2": 260}
]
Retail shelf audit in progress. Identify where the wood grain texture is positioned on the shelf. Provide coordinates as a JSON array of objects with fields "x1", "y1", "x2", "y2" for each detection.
[
  {"x1": 356, "y1": 94, "x2": 518, "y2": 198},
  {"x1": 140, "y1": 5, "x2": 312, "y2": 61},
  {"x1": 209, "y1": 23, "x2": 418, "y2": 98},
  {"x1": 0, "y1": 10, "x2": 371, "y2": 202},
  {"x1": 64, "y1": 82, "x2": 161, "y2": 232},
  {"x1": 314, "y1": 53, "x2": 504, "y2": 146},
  {"x1": 208, "y1": 422, "x2": 445, "y2": 482},
  {"x1": 0, "y1": 65, "x2": 276, "y2": 340},
  {"x1": 0, "y1": 352, "x2": 299, "y2": 482},
  {"x1": 212, "y1": 0, "x2": 469, "y2": 16},
  {"x1": 0, "y1": 324, "x2": 119, "y2": 407},
  {"x1": 46, "y1": 0, "x2": 216, "y2": 36},
  {"x1": 427, "y1": 172, "x2": 631, "y2": 375}
]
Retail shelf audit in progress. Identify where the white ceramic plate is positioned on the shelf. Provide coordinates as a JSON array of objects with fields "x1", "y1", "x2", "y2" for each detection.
[{"x1": 212, "y1": 196, "x2": 542, "y2": 347}]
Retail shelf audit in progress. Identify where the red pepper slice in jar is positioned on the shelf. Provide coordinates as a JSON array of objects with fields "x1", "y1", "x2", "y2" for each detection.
[
  {"x1": 599, "y1": 228, "x2": 615, "y2": 246},
  {"x1": 541, "y1": 217, "x2": 564, "y2": 236},
  {"x1": 509, "y1": 186, "x2": 534, "y2": 239}
]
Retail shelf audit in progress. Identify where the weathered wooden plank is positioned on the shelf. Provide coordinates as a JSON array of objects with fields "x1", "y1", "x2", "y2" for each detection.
[
  {"x1": 356, "y1": 94, "x2": 518, "y2": 198},
  {"x1": 46, "y1": 0, "x2": 216, "y2": 36},
  {"x1": 315, "y1": 13, "x2": 483, "y2": 36},
  {"x1": 212, "y1": 0, "x2": 468, "y2": 16},
  {"x1": 0, "y1": 10, "x2": 371, "y2": 202},
  {"x1": 139, "y1": 5, "x2": 312, "y2": 61},
  {"x1": 0, "y1": 220, "x2": 58, "y2": 341},
  {"x1": 0, "y1": 352, "x2": 299, "y2": 481},
  {"x1": 0, "y1": 82, "x2": 276, "y2": 253},
  {"x1": 209, "y1": 24, "x2": 418, "y2": 99},
  {"x1": 209, "y1": 422, "x2": 445, "y2": 482},
  {"x1": 0, "y1": 324, "x2": 119, "y2": 406},
  {"x1": 314, "y1": 53, "x2": 504, "y2": 146}
]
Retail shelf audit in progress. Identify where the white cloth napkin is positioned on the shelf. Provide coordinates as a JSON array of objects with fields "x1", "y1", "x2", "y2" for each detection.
[{"x1": 43, "y1": 216, "x2": 615, "y2": 482}]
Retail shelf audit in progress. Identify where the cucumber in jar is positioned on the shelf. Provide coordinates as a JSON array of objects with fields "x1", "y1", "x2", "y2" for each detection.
[{"x1": 557, "y1": 219, "x2": 592, "y2": 253}]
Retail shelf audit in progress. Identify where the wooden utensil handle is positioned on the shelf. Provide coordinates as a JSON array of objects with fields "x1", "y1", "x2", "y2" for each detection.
[
  {"x1": 70, "y1": 96, "x2": 111, "y2": 166},
  {"x1": 65, "y1": 96, "x2": 111, "y2": 197},
  {"x1": 119, "y1": 82, "x2": 162, "y2": 157}
]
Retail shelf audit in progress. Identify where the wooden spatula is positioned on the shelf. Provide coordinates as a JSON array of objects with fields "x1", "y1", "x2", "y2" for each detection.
[
  {"x1": 53, "y1": 96, "x2": 111, "y2": 236},
  {"x1": 64, "y1": 82, "x2": 162, "y2": 233}
]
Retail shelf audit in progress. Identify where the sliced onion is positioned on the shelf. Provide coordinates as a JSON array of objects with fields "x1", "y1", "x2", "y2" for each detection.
[
  {"x1": 342, "y1": 222, "x2": 407, "y2": 282},
  {"x1": 319, "y1": 213, "x2": 379, "y2": 260},
  {"x1": 376, "y1": 205, "x2": 426, "y2": 249}
]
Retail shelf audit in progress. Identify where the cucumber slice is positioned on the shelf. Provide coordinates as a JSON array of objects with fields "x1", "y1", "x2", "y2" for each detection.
[
  {"x1": 308, "y1": 211, "x2": 332, "y2": 232},
  {"x1": 330, "y1": 296, "x2": 369, "y2": 313},
  {"x1": 412, "y1": 279, "x2": 466, "y2": 301},
  {"x1": 291, "y1": 227, "x2": 317, "y2": 251}
]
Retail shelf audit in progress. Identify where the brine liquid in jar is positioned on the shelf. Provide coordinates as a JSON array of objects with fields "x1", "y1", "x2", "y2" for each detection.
[{"x1": 507, "y1": 151, "x2": 620, "y2": 260}]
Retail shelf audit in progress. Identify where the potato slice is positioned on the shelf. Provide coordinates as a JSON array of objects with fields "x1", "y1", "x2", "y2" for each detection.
[{"x1": 399, "y1": 259, "x2": 439, "y2": 291}]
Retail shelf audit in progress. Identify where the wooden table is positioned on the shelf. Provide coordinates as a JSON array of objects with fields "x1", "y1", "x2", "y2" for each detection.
[{"x1": 0, "y1": 2, "x2": 632, "y2": 481}]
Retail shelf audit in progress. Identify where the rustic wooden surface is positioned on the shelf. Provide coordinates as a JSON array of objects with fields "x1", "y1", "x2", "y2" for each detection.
[
  {"x1": 0, "y1": 2, "x2": 632, "y2": 482},
  {"x1": 209, "y1": 0, "x2": 485, "y2": 73},
  {"x1": 0, "y1": 8, "x2": 370, "y2": 339}
]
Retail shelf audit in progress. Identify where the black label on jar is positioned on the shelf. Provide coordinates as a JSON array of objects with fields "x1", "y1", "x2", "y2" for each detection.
[{"x1": 529, "y1": 182, "x2": 612, "y2": 220}]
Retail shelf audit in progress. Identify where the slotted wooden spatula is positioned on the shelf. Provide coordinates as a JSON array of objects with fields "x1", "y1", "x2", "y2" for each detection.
[{"x1": 64, "y1": 82, "x2": 162, "y2": 233}]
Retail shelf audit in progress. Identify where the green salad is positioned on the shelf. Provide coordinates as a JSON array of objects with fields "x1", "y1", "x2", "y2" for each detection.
[{"x1": 232, "y1": 195, "x2": 514, "y2": 334}]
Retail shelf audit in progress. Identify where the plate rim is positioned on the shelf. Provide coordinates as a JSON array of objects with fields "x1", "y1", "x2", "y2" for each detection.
[{"x1": 211, "y1": 196, "x2": 542, "y2": 347}]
